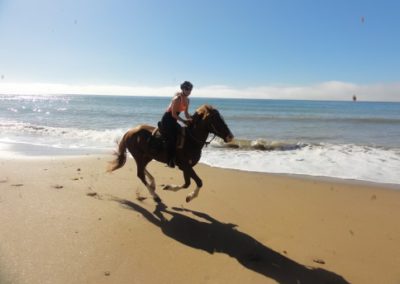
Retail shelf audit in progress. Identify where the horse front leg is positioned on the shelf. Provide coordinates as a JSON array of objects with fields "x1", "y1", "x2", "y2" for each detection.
[{"x1": 185, "y1": 167, "x2": 203, "y2": 203}]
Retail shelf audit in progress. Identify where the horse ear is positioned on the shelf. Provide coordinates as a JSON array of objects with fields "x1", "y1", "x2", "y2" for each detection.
[
  {"x1": 197, "y1": 107, "x2": 209, "y2": 120},
  {"x1": 195, "y1": 104, "x2": 214, "y2": 120}
]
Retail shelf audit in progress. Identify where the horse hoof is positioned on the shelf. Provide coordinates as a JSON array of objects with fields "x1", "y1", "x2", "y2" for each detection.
[{"x1": 154, "y1": 196, "x2": 162, "y2": 203}]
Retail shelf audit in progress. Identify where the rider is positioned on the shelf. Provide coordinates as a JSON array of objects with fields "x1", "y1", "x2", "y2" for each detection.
[{"x1": 161, "y1": 81, "x2": 193, "y2": 168}]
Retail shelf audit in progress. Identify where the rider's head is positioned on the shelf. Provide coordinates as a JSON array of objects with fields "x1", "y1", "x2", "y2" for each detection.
[{"x1": 180, "y1": 81, "x2": 193, "y2": 94}]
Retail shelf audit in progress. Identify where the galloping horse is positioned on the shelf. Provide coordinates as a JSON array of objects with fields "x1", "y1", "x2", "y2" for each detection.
[{"x1": 108, "y1": 104, "x2": 234, "y2": 203}]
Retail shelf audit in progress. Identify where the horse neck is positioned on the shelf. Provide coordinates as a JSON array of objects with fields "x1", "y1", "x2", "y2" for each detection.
[{"x1": 187, "y1": 121, "x2": 209, "y2": 148}]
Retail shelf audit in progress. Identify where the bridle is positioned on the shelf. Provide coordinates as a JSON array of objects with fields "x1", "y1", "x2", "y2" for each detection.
[
  {"x1": 208, "y1": 112, "x2": 230, "y2": 143},
  {"x1": 187, "y1": 113, "x2": 223, "y2": 147},
  {"x1": 186, "y1": 125, "x2": 216, "y2": 147}
]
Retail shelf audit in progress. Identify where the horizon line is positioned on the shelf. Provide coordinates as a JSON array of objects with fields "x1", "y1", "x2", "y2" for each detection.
[{"x1": 0, "y1": 81, "x2": 399, "y2": 102}]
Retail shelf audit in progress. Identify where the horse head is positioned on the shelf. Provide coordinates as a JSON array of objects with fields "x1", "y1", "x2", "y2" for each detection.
[{"x1": 194, "y1": 104, "x2": 234, "y2": 143}]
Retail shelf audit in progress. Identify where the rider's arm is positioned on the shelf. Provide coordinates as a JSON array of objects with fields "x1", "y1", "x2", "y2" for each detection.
[{"x1": 184, "y1": 98, "x2": 191, "y2": 120}]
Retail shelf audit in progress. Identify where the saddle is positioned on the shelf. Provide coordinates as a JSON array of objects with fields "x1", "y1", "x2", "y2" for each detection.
[{"x1": 147, "y1": 122, "x2": 186, "y2": 153}]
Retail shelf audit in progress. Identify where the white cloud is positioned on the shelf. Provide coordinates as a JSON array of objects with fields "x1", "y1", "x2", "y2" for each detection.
[
  {"x1": 0, "y1": 82, "x2": 175, "y2": 97},
  {"x1": 0, "y1": 81, "x2": 399, "y2": 101},
  {"x1": 196, "y1": 81, "x2": 400, "y2": 101}
]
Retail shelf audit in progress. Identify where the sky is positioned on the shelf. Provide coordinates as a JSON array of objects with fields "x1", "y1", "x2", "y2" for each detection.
[{"x1": 0, "y1": 0, "x2": 399, "y2": 101}]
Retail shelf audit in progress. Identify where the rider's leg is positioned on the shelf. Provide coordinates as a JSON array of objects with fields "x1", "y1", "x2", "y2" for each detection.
[{"x1": 161, "y1": 112, "x2": 178, "y2": 168}]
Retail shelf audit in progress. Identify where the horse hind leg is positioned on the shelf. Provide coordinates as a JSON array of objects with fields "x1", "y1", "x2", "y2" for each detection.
[
  {"x1": 144, "y1": 168, "x2": 161, "y2": 203},
  {"x1": 136, "y1": 163, "x2": 161, "y2": 203}
]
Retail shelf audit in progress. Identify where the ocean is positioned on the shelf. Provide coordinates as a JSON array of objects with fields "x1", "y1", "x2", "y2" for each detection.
[{"x1": 1, "y1": 94, "x2": 399, "y2": 185}]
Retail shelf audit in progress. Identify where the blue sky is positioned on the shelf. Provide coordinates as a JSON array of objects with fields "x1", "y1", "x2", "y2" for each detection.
[{"x1": 0, "y1": 0, "x2": 399, "y2": 100}]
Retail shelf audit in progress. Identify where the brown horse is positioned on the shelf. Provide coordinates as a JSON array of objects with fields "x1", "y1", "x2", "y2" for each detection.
[{"x1": 108, "y1": 104, "x2": 234, "y2": 203}]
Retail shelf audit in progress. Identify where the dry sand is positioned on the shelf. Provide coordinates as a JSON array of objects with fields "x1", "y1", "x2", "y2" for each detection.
[{"x1": 0, "y1": 155, "x2": 399, "y2": 284}]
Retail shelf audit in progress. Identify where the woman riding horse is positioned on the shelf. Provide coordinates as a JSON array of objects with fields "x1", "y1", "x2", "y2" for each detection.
[{"x1": 108, "y1": 104, "x2": 234, "y2": 203}]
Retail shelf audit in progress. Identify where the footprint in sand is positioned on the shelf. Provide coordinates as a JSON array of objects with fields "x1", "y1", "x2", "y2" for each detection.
[
  {"x1": 86, "y1": 192, "x2": 102, "y2": 199},
  {"x1": 52, "y1": 185, "x2": 64, "y2": 189},
  {"x1": 136, "y1": 196, "x2": 147, "y2": 201},
  {"x1": 136, "y1": 190, "x2": 147, "y2": 201},
  {"x1": 313, "y1": 258, "x2": 326, "y2": 265}
]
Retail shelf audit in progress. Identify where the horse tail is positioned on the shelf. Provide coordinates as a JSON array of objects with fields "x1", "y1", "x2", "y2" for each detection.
[
  {"x1": 107, "y1": 125, "x2": 154, "y2": 173},
  {"x1": 107, "y1": 130, "x2": 131, "y2": 172}
]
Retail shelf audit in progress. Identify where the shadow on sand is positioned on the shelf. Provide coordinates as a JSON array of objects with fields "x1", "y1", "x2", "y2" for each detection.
[{"x1": 115, "y1": 199, "x2": 349, "y2": 284}]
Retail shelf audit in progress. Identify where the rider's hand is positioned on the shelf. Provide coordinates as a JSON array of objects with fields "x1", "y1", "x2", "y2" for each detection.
[{"x1": 185, "y1": 118, "x2": 193, "y2": 125}]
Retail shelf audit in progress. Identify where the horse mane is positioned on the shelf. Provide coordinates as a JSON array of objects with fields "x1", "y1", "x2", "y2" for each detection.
[{"x1": 195, "y1": 104, "x2": 214, "y2": 120}]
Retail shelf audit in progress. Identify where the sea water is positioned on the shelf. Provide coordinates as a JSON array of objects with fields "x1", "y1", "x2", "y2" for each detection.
[{"x1": 1, "y1": 95, "x2": 399, "y2": 185}]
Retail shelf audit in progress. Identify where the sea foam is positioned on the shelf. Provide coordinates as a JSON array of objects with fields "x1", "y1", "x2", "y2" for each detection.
[{"x1": 201, "y1": 142, "x2": 400, "y2": 185}]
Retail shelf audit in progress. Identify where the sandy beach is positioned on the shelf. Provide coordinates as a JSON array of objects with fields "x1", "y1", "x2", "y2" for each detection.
[{"x1": 0, "y1": 155, "x2": 399, "y2": 284}]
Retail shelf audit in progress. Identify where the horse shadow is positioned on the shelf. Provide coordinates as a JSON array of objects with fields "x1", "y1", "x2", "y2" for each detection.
[{"x1": 115, "y1": 199, "x2": 350, "y2": 284}]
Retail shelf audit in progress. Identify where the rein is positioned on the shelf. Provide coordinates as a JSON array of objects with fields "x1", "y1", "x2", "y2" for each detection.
[
  {"x1": 187, "y1": 110, "x2": 225, "y2": 147},
  {"x1": 206, "y1": 122, "x2": 222, "y2": 146},
  {"x1": 187, "y1": 121, "x2": 218, "y2": 147},
  {"x1": 205, "y1": 133, "x2": 216, "y2": 147}
]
